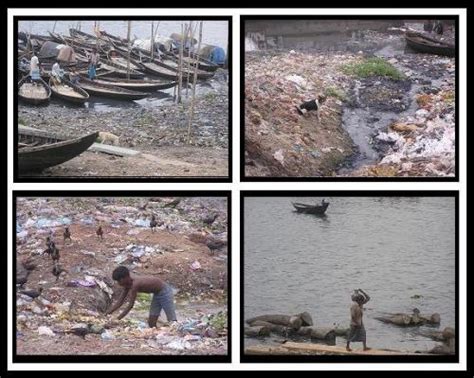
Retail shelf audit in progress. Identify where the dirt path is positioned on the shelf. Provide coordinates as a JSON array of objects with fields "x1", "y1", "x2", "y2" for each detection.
[{"x1": 22, "y1": 146, "x2": 228, "y2": 177}]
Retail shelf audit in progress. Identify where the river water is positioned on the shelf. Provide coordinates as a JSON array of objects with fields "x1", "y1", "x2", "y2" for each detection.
[
  {"x1": 244, "y1": 196, "x2": 456, "y2": 352},
  {"x1": 18, "y1": 20, "x2": 228, "y2": 50},
  {"x1": 18, "y1": 20, "x2": 228, "y2": 111}
]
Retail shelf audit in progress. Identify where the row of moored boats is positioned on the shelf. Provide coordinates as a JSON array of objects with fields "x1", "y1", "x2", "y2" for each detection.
[{"x1": 18, "y1": 27, "x2": 224, "y2": 104}]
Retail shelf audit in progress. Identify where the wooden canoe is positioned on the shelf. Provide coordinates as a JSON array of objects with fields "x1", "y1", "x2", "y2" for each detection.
[
  {"x1": 99, "y1": 60, "x2": 145, "y2": 79},
  {"x1": 90, "y1": 76, "x2": 177, "y2": 91},
  {"x1": 106, "y1": 51, "x2": 143, "y2": 71},
  {"x1": 405, "y1": 31, "x2": 455, "y2": 57},
  {"x1": 127, "y1": 47, "x2": 215, "y2": 79},
  {"x1": 136, "y1": 60, "x2": 178, "y2": 81},
  {"x1": 69, "y1": 28, "x2": 98, "y2": 40},
  {"x1": 292, "y1": 201, "x2": 329, "y2": 215},
  {"x1": 18, "y1": 76, "x2": 51, "y2": 105},
  {"x1": 18, "y1": 126, "x2": 98, "y2": 173},
  {"x1": 48, "y1": 77, "x2": 90, "y2": 104},
  {"x1": 76, "y1": 77, "x2": 149, "y2": 100},
  {"x1": 166, "y1": 51, "x2": 219, "y2": 73}
]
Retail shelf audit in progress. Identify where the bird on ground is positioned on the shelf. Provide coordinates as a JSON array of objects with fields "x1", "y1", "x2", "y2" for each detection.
[
  {"x1": 150, "y1": 215, "x2": 157, "y2": 232},
  {"x1": 60, "y1": 324, "x2": 93, "y2": 339},
  {"x1": 96, "y1": 225, "x2": 104, "y2": 239},
  {"x1": 17, "y1": 272, "x2": 29, "y2": 287},
  {"x1": 43, "y1": 236, "x2": 54, "y2": 255},
  {"x1": 203, "y1": 214, "x2": 219, "y2": 226},
  {"x1": 51, "y1": 243, "x2": 60, "y2": 262},
  {"x1": 52, "y1": 263, "x2": 67, "y2": 282},
  {"x1": 207, "y1": 239, "x2": 227, "y2": 253},
  {"x1": 63, "y1": 226, "x2": 71, "y2": 243},
  {"x1": 19, "y1": 287, "x2": 43, "y2": 299}
]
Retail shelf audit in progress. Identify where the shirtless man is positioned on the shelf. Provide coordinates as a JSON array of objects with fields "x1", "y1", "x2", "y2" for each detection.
[
  {"x1": 106, "y1": 266, "x2": 177, "y2": 327},
  {"x1": 346, "y1": 288, "x2": 371, "y2": 351}
]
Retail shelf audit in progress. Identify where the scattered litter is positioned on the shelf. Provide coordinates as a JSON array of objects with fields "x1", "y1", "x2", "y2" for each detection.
[
  {"x1": 101, "y1": 330, "x2": 115, "y2": 341},
  {"x1": 66, "y1": 279, "x2": 97, "y2": 288},
  {"x1": 38, "y1": 326, "x2": 55, "y2": 337}
]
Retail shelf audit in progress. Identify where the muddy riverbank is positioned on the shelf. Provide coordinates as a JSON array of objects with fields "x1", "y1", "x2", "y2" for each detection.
[
  {"x1": 18, "y1": 70, "x2": 229, "y2": 177},
  {"x1": 244, "y1": 29, "x2": 455, "y2": 177}
]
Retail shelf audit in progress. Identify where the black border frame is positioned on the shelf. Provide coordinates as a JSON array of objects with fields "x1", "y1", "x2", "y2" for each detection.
[
  {"x1": 240, "y1": 191, "x2": 460, "y2": 363},
  {"x1": 12, "y1": 190, "x2": 231, "y2": 363},
  {"x1": 240, "y1": 15, "x2": 460, "y2": 182},
  {"x1": 12, "y1": 15, "x2": 233, "y2": 183}
]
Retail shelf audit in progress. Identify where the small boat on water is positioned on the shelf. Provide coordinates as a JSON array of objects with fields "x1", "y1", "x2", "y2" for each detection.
[
  {"x1": 48, "y1": 77, "x2": 90, "y2": 104},
  {"x1": 18, "y1": 125, "x2": 98, "y2": 173},
  {"x1": 18, "y1": 76, "x2": 51, "y2": 105},
  {"x1": 91, "y1": 76, "x2": 177, "y2": 91},
  {"x1": 76, "y1": 77, "x2": 149, "y2": 100},
  {"x1": 292, "y1": 201, "x2": 330, "y2": 215},
  {"x1": 405, "y1": 31, "x2": 455, "y2": 57}
]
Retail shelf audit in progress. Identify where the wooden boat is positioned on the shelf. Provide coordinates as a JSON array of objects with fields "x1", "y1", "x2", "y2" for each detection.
[
  {"x1": 76, "y1": 77, "x2": 149, "y2": 100},
  {"x1": 69, "y1": 28, "x2": 98, "y2": 40},
  {"x1": 135, "y1": 59, "x2": 178, "y2": 81},
  {"x1": 292, "y1": 201, "x2": 329, "y2": 215},
  {"x1": 18, "y1": 125, "x2": 98, "y2": 172},
  {"x1": 47, "y1": 31, "x2": 67, "y2": 44},
  {"x1": 166, "y1": 51, "x2": 219, "y2": 72},
  {"x1": 106, "y1": 51, "x2": 143, "y2": 71},
  {"x1": 48, "y1": 77, "x2": 90, "y2": 104},
  {"x1": 99, "y1": 60, "x2": 145, "y2": 79},
  {"x1": 90, "y1": 76, "x2": 177, "y2": 91},
  {"x1": 405, "y1": 31, "x2": 455, "y2": 57},
  {"x1": 18, "y1": 77, "x2": 51, "y2": 105},
  {"x1": 127, "y1": 48, "x2": 214, "y2": 80}
]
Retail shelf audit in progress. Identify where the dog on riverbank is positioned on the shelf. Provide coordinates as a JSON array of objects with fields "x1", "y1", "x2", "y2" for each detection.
[
  {"x1": 296, "y1": 95, "x2": 327, "y2": 122},
  {"x1": 97, "y1": 132, "x2": 120, "y2": 146}
]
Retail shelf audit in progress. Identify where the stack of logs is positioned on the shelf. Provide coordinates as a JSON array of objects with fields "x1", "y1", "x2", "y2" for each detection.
[{"x1": 244, "y1": 312, "x2": 348, "y2": 345}]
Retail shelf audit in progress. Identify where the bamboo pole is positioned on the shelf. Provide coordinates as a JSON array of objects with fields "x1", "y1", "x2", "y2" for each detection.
[
  {"x1": 187, "y1": 21, "x2": 203, "y2": 144},
  {"x1": 150, "y1": 21, "x2": 154, "y2": 59},
  {"x1": 127, "y1": 21, "x2": 131, "y2": 81},
  {"x1": 176, "y1": 23, "x2": 185, "y2": 104},
  {"x1": 185, "y1": 21, "x2": 193, "y2": 98},
  {"x1": 96, "y1": 21, "x2": 101, "y2": 54}
]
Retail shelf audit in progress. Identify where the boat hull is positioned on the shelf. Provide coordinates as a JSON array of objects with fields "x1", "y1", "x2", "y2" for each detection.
[
  {"x1": 292, "y1": 202, "x2": 329, "y2": 215},
  {"x1": 18, "y1": 127, "x2": 98, "y2": 172}
]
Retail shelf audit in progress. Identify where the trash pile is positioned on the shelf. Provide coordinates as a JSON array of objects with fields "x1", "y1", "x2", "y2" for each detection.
[
  {"x1": 246, "y1": 28, "x2": 456, "y2": 178},
  {"x1": 15, "y1": 197, "x2": 228, "y2": 355},
  {"x1": 354, "y1": 55, "x2": 455, "y2": 177},
  {"x1": 245, "y1": 51, "x2": 357, "y2": 177}
]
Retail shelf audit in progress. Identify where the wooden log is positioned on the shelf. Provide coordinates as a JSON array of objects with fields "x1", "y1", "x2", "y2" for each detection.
[
  {"x1": 244, "y1": 326, "x2": 271, "y2": 338},
  {"x1": 294, "y1": 327, "x2": 336, "y2": 345},
  {"x1": 334, "y1": 327, "x2": 350, "y2": 337},
  {"x1": 249, "y1": 320, "x2": 288, "y2": 335},
  {"x1": 245, "y1": 342, "x2": 428, "y2": 356},
  {"x1": 375, "y1": 313, "x2": 441, "y2": 327},
  {"x1": 246, "y1": 314, "x2": 303, "y2": 330},
  {"x1": 419, "y1": 327, "x2": 455, "y2": 342},
  {"x1": 296, "y1": 311, "x2": 313, "y2": 326}
]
